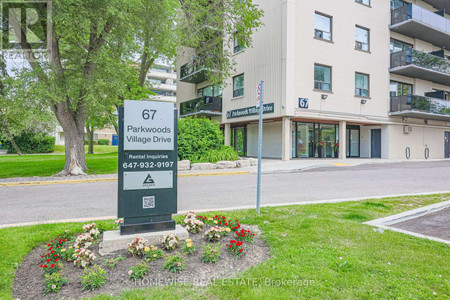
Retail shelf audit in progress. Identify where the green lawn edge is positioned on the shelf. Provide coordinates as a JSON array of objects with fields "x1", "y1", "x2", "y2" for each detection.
[{"x1": 1, "y1": 194, "x2": 449, "y2": 299}]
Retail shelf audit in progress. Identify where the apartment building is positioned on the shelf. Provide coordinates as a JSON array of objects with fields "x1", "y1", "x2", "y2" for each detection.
[
  {"x1": 177, "y1": 0, "x2": 450, "y2": 160},
  {"x1": 147, "y1": 60, "x2": 177, "y2": 103}
]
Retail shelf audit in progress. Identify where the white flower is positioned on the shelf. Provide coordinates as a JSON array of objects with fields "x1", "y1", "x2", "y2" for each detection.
[
  {"x1": 128, "y1": 270, "x2": 133, "y2": 275},
  {"x1": 51, "y1": 285, "x2": 56, "y2": 290}
]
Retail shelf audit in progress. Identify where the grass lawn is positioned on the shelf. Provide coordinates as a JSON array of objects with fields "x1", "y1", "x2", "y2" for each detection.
[
  {"x1": 0, "y1": 194, "x2": 449, "y2": 299},
  {"x1": 53, "y1": 145, "x2": 118, "y2": 155},
  {"x1": 0, "y1": 146, "x2": 118, "y2": 178}
]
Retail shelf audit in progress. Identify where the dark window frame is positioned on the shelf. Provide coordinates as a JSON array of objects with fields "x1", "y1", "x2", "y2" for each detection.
[
  {"x1": 233, "y1": 74, "x2": 245, "y2": 98},
  {"x1": 314, "y1": 11, "x2": 333, "y2": 42},
  {"x1": 355, "y1": 72, "x2": 370, "y2": 97},
  {"x1": 355, "y1": 25, "x2": 370, "y2": 52},
  {"x1": 355, "y1": 0, "x2": 371, "y2": 7},
  {"x1": 314, "y1": 63, "x2": 332, "y2": 92}
]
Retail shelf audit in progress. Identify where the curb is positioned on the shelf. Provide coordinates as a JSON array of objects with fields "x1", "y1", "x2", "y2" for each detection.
[{"x1": 0, "y1": 171, "x2": 251, "y2": 187}]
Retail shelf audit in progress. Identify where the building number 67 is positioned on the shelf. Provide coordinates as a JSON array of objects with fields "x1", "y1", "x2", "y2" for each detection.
[{"x1": 142, "y1": 109, "x2": 157, "y2": 120}]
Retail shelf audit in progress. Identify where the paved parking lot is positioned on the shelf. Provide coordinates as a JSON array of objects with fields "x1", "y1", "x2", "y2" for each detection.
[{"x1": 391, "y1": 208, "x2": 450, "y2": 241}]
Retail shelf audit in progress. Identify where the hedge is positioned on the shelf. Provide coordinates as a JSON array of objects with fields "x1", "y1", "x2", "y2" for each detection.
[
  {"x1": 178, "y1": 117, "x2": 224, "y2": 162},
  {"x1": 1, "y1": 132, "x2": 55, "y2": 154},
  {"x1": 98, "y1": 139, "x2": 110, "y2": 145}
]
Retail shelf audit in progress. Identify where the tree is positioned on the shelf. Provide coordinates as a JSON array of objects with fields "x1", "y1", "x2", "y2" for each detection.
[
  {"x1": 11, "y1": 0, "x2": 136, "y2": 175},
  {"x1": 0, "y1": 55, "x2": 55, "y2": 155},
  {"x1": 176, "y1": 0, "x2": 264, "y2": 84}
]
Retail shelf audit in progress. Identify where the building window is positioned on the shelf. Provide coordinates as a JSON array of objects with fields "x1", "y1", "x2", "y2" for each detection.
[
  {"x1": 390, "y1": 81, "x2": 413, "y2": 97},
  {"x1": 356, "y1": 0, "x2": 370, "y2": 6},
  {"x1": 355, "y1": 73, "x2": 370, "y2": 97},
  {"x1": 197, "y1": 84, "x2": 222, "y2": 97},
  {"x1": 314, "y1": 12, "x2": 332, "y2": 41},
  {"x1": 355, "y1": 26, "x2": 370, "y2": 51},
  {"x1": 233, "y1": 74, "x2": 244, "y2": 97},
  {"x1": 390, "y1": 0, "x2": 408, "y2": 10},
  {"x1": 390, "y1": 38, "x2": 412, "y2": 54},
  {"x1": 233, "y1": 33, "x2": 245, "y2": 53},
  {"x1": 314, "y1": 64, "x2": 332, "y2": 92}
]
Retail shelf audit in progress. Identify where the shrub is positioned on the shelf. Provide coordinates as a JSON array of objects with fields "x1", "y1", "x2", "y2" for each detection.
[
  {"x1": 127, "y1": 237, "x2": 149, "y2": 257},
  {"x1": 128, "y1": 262, "x2": 149, "y2": 280},
  {"x1": 1, "y1": 131, "x2": 55, "y2": 154},
  {"x1": 73, "y1": 248, "x2": 96, "y2": 268},
  {"x1": 163, "y1": 253, "x2": 185, "y2": 273},
  {"x1": 60, "y1": 246, "x2": 76, "y2": 262},
  {"x1": 40, "y1": 261, "x2": 62, "y2": 275},
  {"x1": 181, "y1": 239, "x2": 196, "y2": 255},
  {"x1": 161, "y1": 233, "x2": 180, "y2": 251},
  {"x1": 144, "y1": 245, "x2": 164, "y2": 262},
  {"x1": 198, "y1": 146, "x2": 239, "y2": 163},
  {"x1": 81, "y1": 265, "x2": 106, "y2": 290},
  {"x1": 203, "y1": 227, "x2": 223, "y2": 242},
  {"x1": 178, "y1": 117, "x2": 223, "y2": 162},
  {"x1": 98, "y1": 139, "x2": 110, "y2": 145},
  {"x1": 184, "y1": 211, "x2": 204, "y2": 234},
  {"x1": 201, "y1": 243, "x2": 221, "y2": 264},
  {"x1": 103, "y1": 256, "x2": 125, "y2": 269},
  {"x1": 226, "y1": 240, "x2": 244, "y2": 257},
  {"x1": 82, "y1": 223, "x2": 100, "y2": 239},
  {"x1": 235, "y1": 228, "x2": 255, "y2": 243},
  {"x1": 43, "y1": 272, "x2": 68, "y2": 295},
  {"x1": 74, "y1": 233, "x2": 94, "y2": 248}
]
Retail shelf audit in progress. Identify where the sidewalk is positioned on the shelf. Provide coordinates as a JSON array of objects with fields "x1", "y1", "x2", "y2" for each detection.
[{"x1": 0, "y1": 158, "x2": 447, "y2": 185}]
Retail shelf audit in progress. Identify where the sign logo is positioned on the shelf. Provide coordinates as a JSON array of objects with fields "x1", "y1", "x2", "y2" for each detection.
[
  {"x1": 1, "y1": 1, "x2": 52, "y2": 53},
  {"x1": 299, "y1": 98, "x2": 309, "y2": 109},
  {"x1": 226, "y1": 103, "x2": 274, "y2": 119},
  {"x1": 256, "y1": 82, "x2": 262, "y2": 108},
  {"x1": 143, "y1": 174, "x2": 155, "y2": 187}
]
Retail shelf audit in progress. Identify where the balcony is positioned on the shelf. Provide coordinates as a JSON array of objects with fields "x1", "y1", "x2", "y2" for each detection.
[
  {"x1": 390, "y1": 49, "x2": 450, "y2": 86},
  {"x1": 390, "y1": 4, "x2": 450, "y2": 49},
  {"x1": 390, "y1": 95, "x2": 450, "y2": 121},
  {"x1": 179, "y1": 52, "x2": 220, "y2": 84},
  {"x1": 179, "y1": 96, "x2": 222, "y2": 117},
  {"x1": 422, "y1": 0, "x2": 450, "y2": 12}
]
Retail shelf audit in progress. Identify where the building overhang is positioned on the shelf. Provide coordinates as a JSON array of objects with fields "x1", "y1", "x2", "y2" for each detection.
[
  {"x1": 389, "y1": 65, "x2": 450, "y2": 86},
  {"x1": 179, "y1": 111, "x2": 222, "y2": 118},
  {"x1": 422, "y1": 0, "x2": 450, "y2": 12},
  {"x1": 390, "y1": 19, "x2": 450, "y2": 49},
  {"x1": 179, "y1": 68, "x2": 208, "y2": 84},
  {"x1": 390, "y1": 110, "x2": 450, "y2": 122}
]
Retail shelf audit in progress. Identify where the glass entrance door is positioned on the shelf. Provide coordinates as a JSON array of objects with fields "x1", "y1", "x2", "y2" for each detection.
[
  {"x1": 293, "y1": 122, "x2": 338, "y2": 158},
  {"x1": 231, "y1": 126, "x2": 247, "y2": 156},
  {"x1": 346, "y1": 126, "x2": 360, "y2": 157}
]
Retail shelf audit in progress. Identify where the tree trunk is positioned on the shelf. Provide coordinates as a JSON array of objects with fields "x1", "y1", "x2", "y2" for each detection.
[
  {"x1": 86, "y1": 125, "x2": 94, "y2": 154},
  {"x1": 54, "y1": 103, "x2": 88, "y2": 176}
]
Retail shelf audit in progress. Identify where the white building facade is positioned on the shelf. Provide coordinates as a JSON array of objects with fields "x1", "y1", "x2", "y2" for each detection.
[
  {"x1": 148, "y1": 60, "x2": 177, "y2": 103},
  {"x1": 177, "y1": 0, "x2": 450, "y2": 160}
]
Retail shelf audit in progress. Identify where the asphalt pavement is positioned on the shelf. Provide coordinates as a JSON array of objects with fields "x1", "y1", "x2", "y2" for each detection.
[{"x1": 1, "y1": 161, "x2": 450, "y2": 227}]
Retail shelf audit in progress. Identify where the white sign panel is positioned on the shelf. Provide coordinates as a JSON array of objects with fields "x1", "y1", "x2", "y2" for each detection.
[
  {"x1": 123, "y1": 171, "x2": 173, "y2": 190},
  {"x1": 256, "y1": 82, "x2": 262, "y2": 108},
  {"x1": 123, "y1": 100, "x2": 174, "y2": 151}
]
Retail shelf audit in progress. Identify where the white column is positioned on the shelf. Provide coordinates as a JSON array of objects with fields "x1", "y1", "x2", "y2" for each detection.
[
  {"x1": 339, "y1": 121, "x2": 346, "y2": 159},
  {"x1": 224, "y1": 123, "x2": 231, "y2": 146},
  {"x1": 281, "y1": 117, "x2": 291, "y2": 161}
]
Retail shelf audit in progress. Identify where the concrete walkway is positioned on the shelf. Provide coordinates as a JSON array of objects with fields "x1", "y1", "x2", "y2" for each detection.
[{"x1": 0, "y1": 158, "x2": 448, "y2": 185}]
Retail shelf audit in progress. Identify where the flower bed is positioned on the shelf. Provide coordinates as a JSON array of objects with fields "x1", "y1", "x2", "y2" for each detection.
[{"x1": 13, "y1": 213, "x2": 270, "y2": 299}]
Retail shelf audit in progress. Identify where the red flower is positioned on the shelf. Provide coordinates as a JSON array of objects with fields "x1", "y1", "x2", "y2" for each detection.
[
  {"x1": 62, "y1": 239, "x2": 66, "y2": 242},
  {"x1": 55, "y1": 258, "x2": 60, "y2": 262},
  {"x1": 230, "y1": 240, "x2": 236, "y2": 243},
  {"x1": 46, "y1": 259, "x2": 51, "y2": 263},
  {"x1": 239, "y1": 249, "x2": 243, "y2": 252},
  {"x1": 42, "y1": 265, "x2": 47, "y2": 268},
  {"x1": 229, "y1": 245, "x2": 232, "y2": 248},
  {"x1": 51, "y1": 250, "x2": 55, "y2": 254},
  {"x1": 53, "y1": 254, "x2": 57, "y2": 257},
  {"x1": 233, "y1": 249, "x2": 235, "y2": 252},
  {"x1": 50, "y1": 264, "x2": 55, "y2": 268}
]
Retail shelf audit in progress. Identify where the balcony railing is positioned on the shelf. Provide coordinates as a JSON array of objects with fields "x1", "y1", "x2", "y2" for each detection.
[
  {"x1": 390, "y1": 95, "x2": 450, "y2": 120},
  {"x1": 179, "y1": 54, "x2": 218, "y2": 84},
  {"x1": 390, "y1": 49, "x2": 450, "y2": 85},
  {"x1": 390, "y1": 4, "x2": 450, "y2": 49},
  {"x1": 179, "y1": 96, "x2": 222, "y2": 117}
]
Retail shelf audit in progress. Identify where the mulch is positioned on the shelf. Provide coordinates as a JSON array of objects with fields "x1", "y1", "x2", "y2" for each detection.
[{"x1": 13, "y1": 225, "x2": 270, "y2": 299}]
